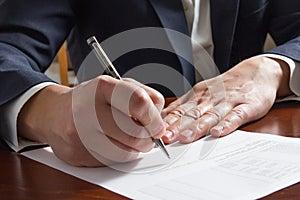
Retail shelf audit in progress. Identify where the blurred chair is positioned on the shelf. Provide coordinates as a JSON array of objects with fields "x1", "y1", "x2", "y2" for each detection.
[{"x1": 57, "y1": 42, "x2": 72, "y2": 86}]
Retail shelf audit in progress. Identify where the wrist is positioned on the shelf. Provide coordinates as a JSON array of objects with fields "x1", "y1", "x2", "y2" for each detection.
[
  {"x1": 17, "y1": 85, "x2": 72, "y2": 143},
  {"x1": 262, "y1": 56, "x2": 292, "y2": 98}
]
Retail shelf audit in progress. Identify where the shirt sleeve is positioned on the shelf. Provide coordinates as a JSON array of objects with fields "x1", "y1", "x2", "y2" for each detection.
[
  {"x1": 262, "y1": 53, "x2": 300, "y2": 101},
  {"x1": 0, "y1": 82, "x2": 57, "y2": 151}
]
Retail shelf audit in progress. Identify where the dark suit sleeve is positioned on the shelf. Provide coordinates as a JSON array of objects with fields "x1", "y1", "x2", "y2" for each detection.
[
  {"x1": 267, "y1": 0, "x2": 300, "y2": 61},
  {"x1": 0, "y1": 0, "x2": 75, "y2": 105}
]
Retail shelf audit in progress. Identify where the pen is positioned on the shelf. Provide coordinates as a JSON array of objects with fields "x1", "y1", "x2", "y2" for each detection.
[{"x1": 86, "y1": 36, "x2": 171, "y2": 159}]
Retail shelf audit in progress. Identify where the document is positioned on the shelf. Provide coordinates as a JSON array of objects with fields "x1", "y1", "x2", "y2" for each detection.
[{"x1": 22, "y1": 130, "x2": 300, "y2": 200}]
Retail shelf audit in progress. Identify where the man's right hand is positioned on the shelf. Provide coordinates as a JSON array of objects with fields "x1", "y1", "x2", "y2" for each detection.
[{"x1": 17, "y1": 75, "x2": 166, "y2": 167}]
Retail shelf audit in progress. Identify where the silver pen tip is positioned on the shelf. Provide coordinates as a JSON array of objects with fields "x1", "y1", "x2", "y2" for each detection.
[
  {"x1": 154, "y1": 138, "x2": 171, "y2": 159},
  {"x1": 165, "y1": 151, "x2": 171, "y2": 159}
]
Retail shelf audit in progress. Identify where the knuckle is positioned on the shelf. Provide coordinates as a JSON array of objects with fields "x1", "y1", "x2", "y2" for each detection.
[
  {"x1": 185, "y1": 107, "x2": 202, "y2": 119},
  {"x1": 152, "y1": 89, "x2": 164, "y2": 101},
  {"x1": 96, "y1": 75, "x2": 114, "y2": 93},
  {"x1": 122, "y1": 77, "x2": 135, "y2": 82},
  {"x1": 170, "y1": 107, "x2": 185, "y2": 117},
  {"x1": 131, "y1": 88, "x2": 149, "y2": 107},
  {"x1": 205, "y1": 109, "x2": 222, "y2": 121},
  {"x1": 97, "y1": 75, "x2": 112, "y2": 87},
  {"x1": 231, "y1": 108, "x2": 247, "y2": 121},
  {"x1": 152, "y1": 91, "x2": 165, "y2": 108},
  {"x1": 130, "y1": 90, "x2": 153, "y2": 121}
]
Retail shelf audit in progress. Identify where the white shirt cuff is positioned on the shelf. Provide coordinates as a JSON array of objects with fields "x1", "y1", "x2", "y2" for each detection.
[
  {"x1": 261, "y1": 54, "x2": 300, "y2": 101},
  {"x1": 0, "y1": 82, "x2": 57, "y2": 151}
]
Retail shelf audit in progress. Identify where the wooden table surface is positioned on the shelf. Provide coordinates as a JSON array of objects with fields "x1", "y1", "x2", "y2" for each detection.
[{"x1": 0, "y1": 101, "x2": 300, "y2": 200}]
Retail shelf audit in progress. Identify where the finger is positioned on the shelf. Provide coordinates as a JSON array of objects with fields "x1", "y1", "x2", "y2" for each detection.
[
  {"x1": 162, "y1": 81, "x2": 211, "y2": 130},
  {"x1": 97, "y1": 75, "x2": 165, "y2": 139},
  {"x1": 107, "y1": 135, "x2": 141, "y2": 154},
  {"x1": 129, "y1": 88, "x2": 166, "y2": 139},
  {"x1": 98, "y1": 104, "x2": 155, "y2": 152},
  {"x1": 177, "y1": 109, "x2": 220, "y2": 143},
  {"x1": 163, "y1": 102, "x2": 212, "y2": 143},
  {"x1": 164, "y1": 101, "x2": 198, "y2": 125},
  {"x1": 177, "y1": 103, "x2": 231, "y2": 143},
  {"x1": 162, "y1": 102, "x2": 199, "y2": 144},
  {"x1": 75, "y1": 120, "x2": 141, "y2": 163},
  {"x1": 210, "y1": 104, "x2": 261, "y2": 137},
  {"x1": 123, "y1": 78, "x2": 165, "y2": 111}
]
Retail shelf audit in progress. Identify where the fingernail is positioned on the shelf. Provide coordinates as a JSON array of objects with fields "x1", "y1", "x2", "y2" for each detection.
[
  {"x1": 165, "y1": 130, "x2": 174, "y2": 140},
  {"x1": 211, "y1": 125, "x2": 223, "y2": 137},
  {"x1": 180, "y1": 129, "x2": 194, "y2": 139}
]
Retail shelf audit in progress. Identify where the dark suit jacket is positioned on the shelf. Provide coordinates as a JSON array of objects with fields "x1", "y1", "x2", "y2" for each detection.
[{"x1": 0, "y1": 0, "x2": 299, "y2": 103}]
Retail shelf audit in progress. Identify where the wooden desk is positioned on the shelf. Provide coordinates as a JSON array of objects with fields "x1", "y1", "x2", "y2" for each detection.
[{"x1": 0, "y1": 101, "x2": 300, "y2": 200}]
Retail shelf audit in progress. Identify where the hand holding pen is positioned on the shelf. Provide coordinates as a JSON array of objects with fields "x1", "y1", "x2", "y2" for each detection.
[{"x1": 87, "y1": 36, "x2": 170, "y2": 159}]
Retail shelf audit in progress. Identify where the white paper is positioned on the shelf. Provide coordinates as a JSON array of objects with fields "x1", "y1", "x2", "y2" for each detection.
[{"x1": 22, "y1": 130, "x2": 300, "y2": 200}]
